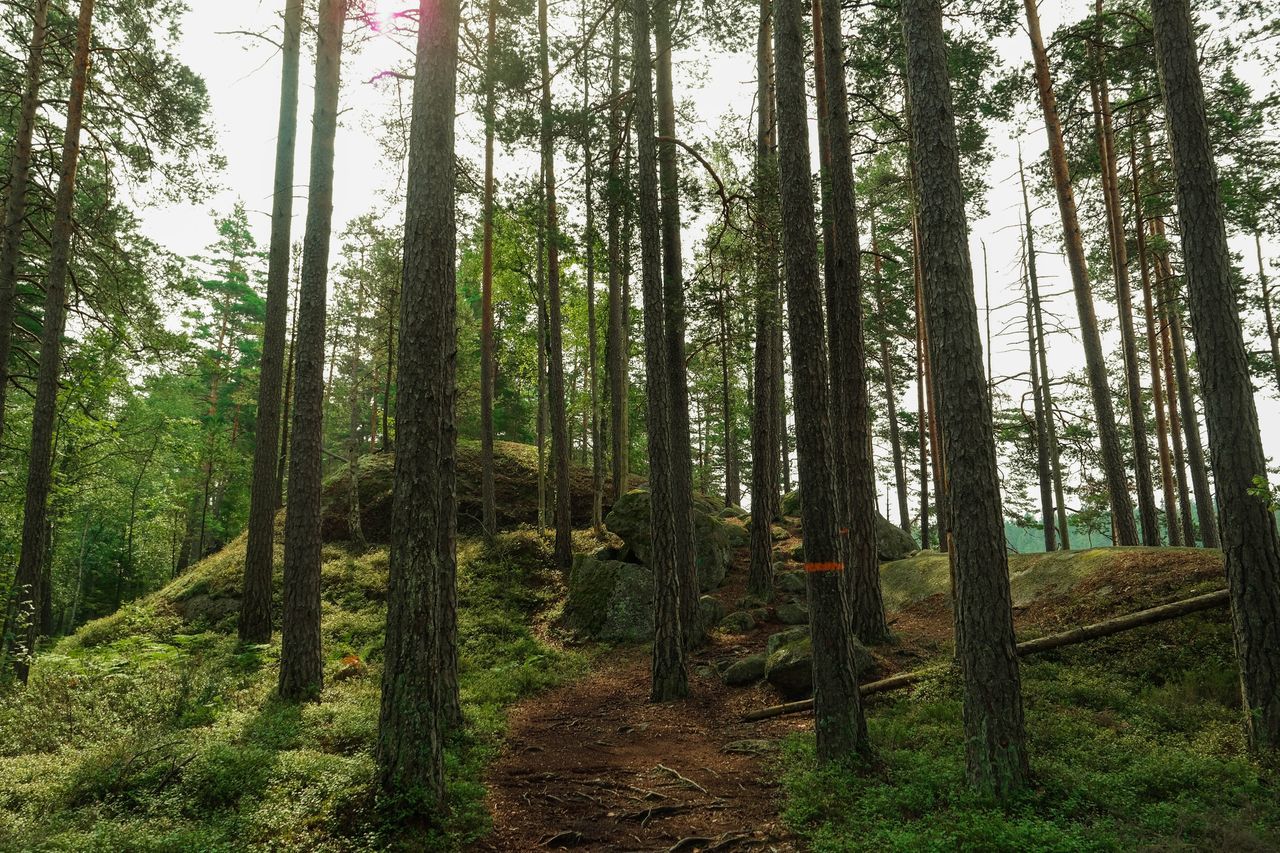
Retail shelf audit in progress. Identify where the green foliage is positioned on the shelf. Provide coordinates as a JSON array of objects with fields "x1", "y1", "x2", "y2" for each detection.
[
  {"x1": 0, "y1": 532, "x2": 584, "y2": 851},
  {"x1": 780, "y1": 614, "x2": 1279, "y2": 851}
]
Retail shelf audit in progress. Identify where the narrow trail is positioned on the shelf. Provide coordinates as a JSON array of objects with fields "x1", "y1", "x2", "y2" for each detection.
[{"x1": 479, "y1": 547, "x2": 813, "y2": 852}]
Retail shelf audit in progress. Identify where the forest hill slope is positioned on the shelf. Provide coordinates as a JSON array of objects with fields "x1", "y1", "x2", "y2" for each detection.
[{"x1": 320, "y1": 439, "x2": 636, "y2": 540}]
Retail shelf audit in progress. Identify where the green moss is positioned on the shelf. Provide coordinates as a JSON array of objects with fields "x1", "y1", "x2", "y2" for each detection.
[{"x1": 0, "y1": 531, "x2": 585, "y2": 851}]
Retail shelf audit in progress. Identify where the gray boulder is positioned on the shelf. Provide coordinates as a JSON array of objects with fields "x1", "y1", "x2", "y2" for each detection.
[
  {"x1": 776, "y1": 599, "x2": 810, "y2": 625},
  {"x1": 605, "y1": 489, "x2": 732, "y2": 591},
  {"x1": 764, "y1": 628, "x2": 874, "y2": 697},
  {"x1": 775, "y1": 571, "x2": 806, "y2": 594},
  {"x1": 724, "y1": 653, "x2": 767, "y2": 686},
  {"x1": 563, "y1": 555, "x2": 654, "y2": 642},
  {"x1": 720, "y1": 610, "x2": 757, "y2": 633}
]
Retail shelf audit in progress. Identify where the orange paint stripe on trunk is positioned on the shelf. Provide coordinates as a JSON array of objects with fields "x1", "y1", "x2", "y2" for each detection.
[{"x1": 804, "y1": 561, "x2": 845, "y2": 573}]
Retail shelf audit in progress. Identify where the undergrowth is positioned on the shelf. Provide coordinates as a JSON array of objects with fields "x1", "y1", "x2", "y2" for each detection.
[
  {"x1": 780, "y1": 613, "x2": 1279, "y2": 851},
  {"x1": 0, "y1": 530, "x2": 584, "y2": 851}
]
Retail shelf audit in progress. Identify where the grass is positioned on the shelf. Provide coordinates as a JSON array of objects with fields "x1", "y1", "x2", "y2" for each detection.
[
  {"x1": 0, "y1": 528, "x2": 585, "y2": 851},
  {"x1": 779, "y1": 601, "x2": 1279, "y2": 851}
]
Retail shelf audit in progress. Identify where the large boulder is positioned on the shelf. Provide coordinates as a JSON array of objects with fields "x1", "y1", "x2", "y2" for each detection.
[
  {"x1": 764, "y1": 628, "x2": 874, "y2": 698},
  {"x1": 322, "y1": 440, "x2": 638, "y2": 541},
  {"x1": 563, "y1": 555, "x2": 654, "y2": 642},
  {"x1": 605, "y1": 489, "x2": 732, "y2": 592},
  {"x1": 778, "y1": 488, "x2": 917, "y2": 562}
]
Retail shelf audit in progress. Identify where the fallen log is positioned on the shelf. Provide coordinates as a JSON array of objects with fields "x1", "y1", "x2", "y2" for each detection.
[{"x1": 742, "y1": 588, "x2": 1230, "y2": 723}]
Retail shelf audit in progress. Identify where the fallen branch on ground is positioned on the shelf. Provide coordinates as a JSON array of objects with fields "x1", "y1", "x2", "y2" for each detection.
[{"x1": 743, "y1": 588, "x2": 1230, "y2": 722}]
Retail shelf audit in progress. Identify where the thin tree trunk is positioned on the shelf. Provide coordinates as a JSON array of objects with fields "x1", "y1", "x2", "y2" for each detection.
[
  {"x1": 816, "y1": 0, "x2": 888, "y2": 643},
  {"x1": 916, "y1": 335, "x2": 931, "y2": 550},
  {"x1": 1023, "y1": 0, "x2": 1138, "y2": 545},
  {"x1": 279, "y1": 0, "x2": 346, "y2": 702},
  {"x1": 12, "y1": 0, "x2": 93, "y2": 685},
  {"x1": 347, "y1": 349, "x2": 367, "y2": 551},
  {"x1": 632, "y1": 0, "x2": 687, "y2": 701},
  {"x1": 1159, "y1": 270, "x2": 1197, "y2": 546},
  {"x1": 606, "y1": 4, "x2": 628, "y2": 503},
  {"x1": 718, "y1": 278, "x2": 739, "y2": 506},
  {"x1": 538, "y1": 0, "x2": 573, "y2": 572},
  {"x1": 1092, "y1": 54, "x2": 1159, "y2": 545},
  {"x1": 1256, "y1": 232, "x2": 1280, "y2": 400},
  {"x1": 1152, "y1": 0, "x2": 1280, "y2": 752},
  {"x1": 1165, "y1": 269, "x2": 1219, "y2": 548},
  {"x1": 241, "y1": 0, "x2": 303, "y2": 645},
  {"x1": 1131, "y1": 141, "x2": 1181, "y2": 546},
  {"x1": 0, "y1": 0, "x2": 50, "y2": 440},
  {"x1": 774, "y1": 0, "x2": 871, "y2": 764},
  {"x1": 904, "y1": 0, "x2": 1029, "y2": 799},
  {"x1": 376, "y1": 0, "x2": 461, "y2": 811},
  {"x1": 277, "y1": 276, "x2": 300, "y2": 506},
  {"x1": 747, "y1": 0, "x2": 780, "y2": 599},
  {"x1": 914, "y1": 213, "x2": 948, "y2": 553},
  {"x1": 1024, "y1": 254, "x2": 1055, "y2": 552},
  {"x1": 582, "y1": 3, "x2": 604, "y2": 535},
  {"x1": 536, "y1": 181, "x2": 548, "y2": 536},
  {"x1": 871, "y1": 212, "x2": 910, "y2": 535},
  {"x1": 479, "y1": 0, "x2": 498, "y2": 540}
]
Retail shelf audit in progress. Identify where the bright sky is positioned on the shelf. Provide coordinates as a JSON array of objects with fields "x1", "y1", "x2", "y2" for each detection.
[{"x1": 136, "y1": 0, "x2": 1280, "y2": 528}]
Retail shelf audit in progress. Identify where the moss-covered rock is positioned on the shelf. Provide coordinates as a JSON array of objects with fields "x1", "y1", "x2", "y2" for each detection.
[
  {"x1": 764, "y1": 629, "x2": 873, "y2": 697},
  {"x1": 720, "y1": 610, "x2": 757, "y2": 633},
  {"x1": 604, "y1": 489, "x2": 732, "y2": 592},
  {"x1": 778, "y1": 488, "x2": 917, "y2": 561},
  {"x1": 563, "y1": 555, "x2": 654, "y2": 642},
  {"x1": 775, "y1": 571, "x2": 806, "y2": 594},
  {"x1": 321, "y1": 440, "x2": 635, "y2": 541},
  {"x1": 724, "y1": 653, "x2": 767, "y2": 686}
]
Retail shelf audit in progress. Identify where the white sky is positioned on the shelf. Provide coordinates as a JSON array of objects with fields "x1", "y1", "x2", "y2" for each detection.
[{"x1": 136, "y1": 0, "x2": 1280, "y2": 527}]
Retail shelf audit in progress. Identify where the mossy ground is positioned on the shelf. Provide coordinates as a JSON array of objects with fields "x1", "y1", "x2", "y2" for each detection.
[
  {"x1": 0, "y1": 527, "x2": 585, "y2": 851},
  {"x1": 781, "y1": 548, "x2": 1279, "y2": 851}
]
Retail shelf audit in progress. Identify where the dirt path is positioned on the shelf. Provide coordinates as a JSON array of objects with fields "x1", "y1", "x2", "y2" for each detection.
[{"x1": 479, "y1": 545, "x2": 812, "y2": 852}]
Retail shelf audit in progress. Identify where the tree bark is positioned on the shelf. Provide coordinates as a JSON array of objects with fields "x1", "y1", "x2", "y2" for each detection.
[
  {"x1": 1022, "y1": 0, "x2": 1138, "y2": 545},
  {"x1": 0, "y1": 0, "x2": 50, "y2": 441},
  {"x1": 12, "y1": 0, "x2": 93, "y2": 685},
  {"x1": 1257, "y1": 233, "x2": 1280, "y2": 399},
  {"x1": 241, "y1": 0, "x2": 303, "y2": 645},
  {"x1": 277, "y1": 276, "x2": 300, "y2": 506},
  {"x1": 480, "y1": 0, "x2": 498, "y2": 540},
  {"x1": 774, "y1": 0, "x2": 870, "y2": 764},
  {"x1": 582, "y1": 2, "x2": 604, "y2": 536},
  {"x1": 632, "y1": 0, "x2": 688, "y2": 701},
  {"x1": 1166, "y1": 278, "x2": 1219, "y2": 548},
  {"x1": 1092, "y1": 56, "x2": 1160, "y2": 546},
  {"x1": 539, "y1": 0, "x2": 574, "y2": 572},
  {"x1": 1024, "y1": 261, "x2": 1055, "y2": 552},
  {"x1": 606, "y1": 5, "x2": 629, "y2": 504},
  {"x1": 377, "y1": 0, "x2": 461, "y2": 813},
  {"x1": 748, "y1": 0, "x2": 780, "y2": 600},
  {"x1": 1152, "y1": 0, "x2": 1280, "y2": 752},
  {"x1": 816, "y1": 0, "x2": 888, "y2": 643},
  {"x1": 903, "y1": 0, "x2": 1029, "y2": 798},
  {"x1": 279, "y1": 0, "x2": 345, "y2": 702},
  {"x1": 1159, "y1": 268, "x2": 1197, "y2": 546},
  {"x1": 916, "y1": 333, "x2": 931, "y2": 550},
  {"x1": 1131, "y1": 142, "x2": 1181, "y2": 546},
  {"x1": 870, "y1": 211, "x2": 910, "y2": 536}
]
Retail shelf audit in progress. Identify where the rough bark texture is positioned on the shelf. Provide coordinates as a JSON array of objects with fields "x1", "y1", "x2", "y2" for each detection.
[
  {"x1": 774, "y1": 0, "x2": 870, "y2": 764},
  {"x1": 903, "y1": 0, "x2": 1028, "y2": 798},
  {"x1": 632, "y1": 0, "x2": 687, "y2": 701},
  {"x1": 1093, "y1": 66, "x2": 1160, "y2": 546},
  {"x1": 376, "y1": 0, "x2": 461, "y2": 815},
  {"x1": 1023, "y1": 0, "x2": 1137, "y2": 545},
  {"x1": 480, "y1": 0, "x2": 498, "y2": 540},
  {"x1": 12, "y1": 0, "x2": 93, "y2": 684},
  {"x1": 1152, "y1": 0, "x2": 1280, "y2": 753},
  {"x1": 817, "y1": 0, "x2": 888, "y2": 643},
  {"x1": 748, "y1": 0, "x2": 779, "y2": 600},
  {"x1": 1131, "y1": 144, "x2": 1181, "y2": 546},
  {"x1": 539, "y1": 0, "x2": 574, "y2": 571},
  {"x1": 0, "y1": 0, "x2": 49, "y2": 440},
  {"x1": 241, "y1": 0, "x2": 303, "y2": 645},
  {"x1": 606, "y1": 7, "x2": 628, "y2": 504},
  {"x1": 279, "y1": 0, "x2": 345, "y2": 702},
  {"x1": 653, "y1": 0, "x2": 698, "y2": 644},
  {"x1": 916, "y1": 336, "x2": 931, "y2": 550}
]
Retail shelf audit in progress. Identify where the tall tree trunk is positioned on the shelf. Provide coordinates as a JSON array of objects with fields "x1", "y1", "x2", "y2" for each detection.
[
  {"x1": 241, "y1": 0, "x2": 303, "y2": 645},
  {"x1": 816, "y1": 0, "x2": 888, "y2": 643},
  {"x1": 376, "y1": 0, "x2": 461, "y2": 812},
  {"x1": 1131, "y1": 142, "x2": 1181, "y2": 545},
  {"x1": 279, "y1": 0, "x2": 345, "y2": 702},
  {"x1": 1152, "y1": 0, "x2": 1280, "y2": 753},
  {"x1": 777, "y1": 320, "x2": 790, "y2": 495},
  {"x1": 536, "y1": 185, "x2": 548, "y2": 535},
  {"x1": 774, "y1": 0, "x2": 870, "y2": 764},
  {"x1": 1023, "y1": 0, "x2": 1138, "y2": 545},
  {"x1": 0, "y1": 0, "x2": 50, "y2": 440},
  {"x1": 539, "y1": 0, "x2": 573, "y2": 572},
  {"x1": 916, "y1": 336, "x2": 931, "y2": 549},
  {"x1": 748, "y1": 0, "x2": 780, "y2": 599},
  {"x1": 904, "y1": 0, "x2": 1029, "y2": 799},
  {"x1": 1159, "y1": 272, "x2": 1197, "y2": 545},
  {"x1": 871, "y1": 211, "x2": 910, "y2": 535},
  {"x1": 1023, "y1": 257, "x2": 1055, "y2": 552},
  {"x1": 479, "y1": 0, "x2": 498, "y2": 540},
  {"x1": 653, "y1": 0, "x2": 698, "y2": 642},
  {"x1": 914, "y1": 213, "x2": 948, "y2": 552},
  {"x1": 632, "y1": 0, "x2": 687, "y2": 701},
  {"x1": 582, "y1": 2, "x2": 604, "y2": 536},
  {"x1": 12, "y1": 0, "x2": 93, "y2": 685},
  {"x1": 718, "y1": 279, "x2": 739, "y2": 506},
  {"x1": 1092, "y1": 56, "x2": 1160, "y2": 545},
  {"x1": 606, "y1": 5, "x2": 629, "y2": 503},
  {"x1": 346, "y1": 350, "x2": 367, "y2": 551},
  {"x1": 277, "y1": 277, "x2": 300, "y2": 505}
]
